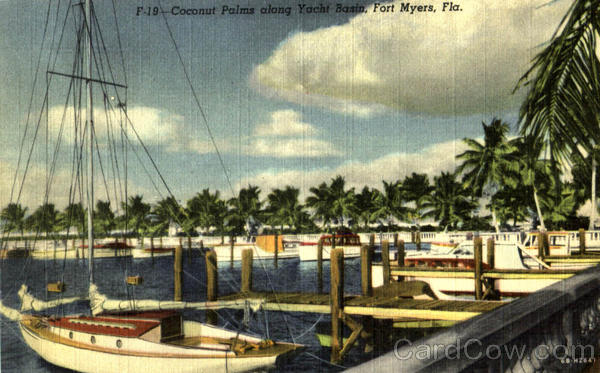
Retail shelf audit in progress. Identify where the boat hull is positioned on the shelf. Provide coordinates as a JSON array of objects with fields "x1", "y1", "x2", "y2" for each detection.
[
  {"x1": 211, "y1": 244, "x2": 299, "y2": 262},
  {"x1": 298, "y1": 244, "x2": 361, "y2": 261},
  {"x1": 20, "y1": 316, "x2": 297, "y2": 373}
]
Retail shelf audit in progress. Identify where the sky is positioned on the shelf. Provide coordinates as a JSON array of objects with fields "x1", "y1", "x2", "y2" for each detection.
[{"x1": 0, "y1": 0, "x2": 574, "y2": 211}]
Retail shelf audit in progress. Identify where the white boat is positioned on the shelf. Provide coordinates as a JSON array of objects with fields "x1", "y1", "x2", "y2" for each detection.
[
  {"x1": 372, "y1": 240, "x2": 570, "y2": 297},
  {"x1": 298, "y1": 232, "x2": 362, "y2": 261},
  {"x1": 210, "y1": 235, "x2": 299, "y2": 262},
  {"x1": 131, "y1": 246, "x2": 175, "y2": 258},
  {"x1": 16, "y1": 1, "x2": 303, "y2": 370}
]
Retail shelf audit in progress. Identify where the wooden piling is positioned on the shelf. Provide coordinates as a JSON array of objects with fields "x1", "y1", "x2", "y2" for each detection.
[
  {"x1": 317, "y1": 239, "x2": 324, "y2": 293},
  {"x1": 361, "y1": 245, "x2": 373, "y2": 296},
  {"x1": 188, "y1": 236, "x2": 193, "y2": 263},
  {"x1": 230, "y1": 236, "x2": 234, "y2": 269},
  {"x1": 241, "y1": 249, "x2": 253, "y2": 293},
  {"x1": 174, "y1": 245, "x2": 183, "y2": 301},
  {"x1": 150, "y1": 237, "x2": 155, "y2": 263},
  {"x1": 205, "y1": 249, "x2": 218, "y2": 325},
  {"x1": 397, "y1": 240, "x2": 406, "y2": 275},
  {"x1": 369, "y1": 234, "x2": 375, "y2": 248},
  {"x1": 416, "y1": 231, "x2": 422, "y2": 251},
  {"x1": 330, "y1": 248, "x2": 344, "y2": 364},
  {"x1": 579, "y1": 228, "x2": 586, "y2": 255},
  {"x1": 274, "y1": 233, "x2": 278, "y2": 268},
  {"x1": 485, "y1": 238, "x2": 496, "y2": 299},
  {"x1": 73, "y1": 239, "x2": 78, "y2": 259},
  {"x1": 541, "y1": 231, "x2": 549, "y2": 257},
  {"x1": 382, "y1": 240, "x2": 390, "y2": 285},
  {"x1": 474, "y1": 237, "x2": 483, "y2": 300}
]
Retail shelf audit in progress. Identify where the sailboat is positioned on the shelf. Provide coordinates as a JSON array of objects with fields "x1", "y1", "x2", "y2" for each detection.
[{"x1": 15, "y1": 1, "x2": 303, "y2": 371}]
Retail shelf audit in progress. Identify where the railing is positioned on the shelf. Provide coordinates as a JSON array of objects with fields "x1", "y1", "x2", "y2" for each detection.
[{"x1": 347, "y1": 265, "x2": 600, "y2": 372}]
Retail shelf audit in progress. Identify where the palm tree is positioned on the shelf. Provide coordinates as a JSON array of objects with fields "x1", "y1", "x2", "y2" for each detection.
[
  {"x1": 402, "y1": 173, "x2": 432, "y2": 225},
  {"x1": 186, "y1": 189, "x2": 224, "y2": 235},
  {"x1": 306, "y1": 182, "x2": 334, "y2": 231},
  {"x1": 372, "y1": 180, "x2": 408, "y2": 231},
  {"x1": 121, "y1": 195, "x2": 151, "y2": 237},
  {"x1": 264, "y1": 186, "x2": 306, "y2": 233},
  {"x1": 150, "y1": 196, "x2": 183, "y2": 236},
  {"x1": 28, "y1": 203, "x2": 60, "y2": 236},
  {"x1": 516, "y1": 1, "x2": 600, "y2": 226},
  {"x1": 60, "y1": 202, "x2": 86, "y2": 236},
  {"x1": 1, "y1": 203, "x2": 28, "y2": 235},
  {"x1": 227, "y1": 186, "x2": 262, "y2": 236},
  {"x1": 421, "y1": 172, "x2": 477, "y2": 231},
  {"x1": 456, "y1": 118, "x2": 518, "y2": 232},
  {"x1": 327, "y1": 176, "x2": 357, "y2": 229},
  {"x1": 94, "y1": 200, "x2": 115, "y2": 236},
  {"x1": 354, "y1": 187, "x2": 380, "y2": 231}
]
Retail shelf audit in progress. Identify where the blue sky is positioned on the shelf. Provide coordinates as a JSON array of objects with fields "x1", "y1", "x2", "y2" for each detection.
[{"x1": 0, "y1": 0, "x2": 572, "y2": 210}]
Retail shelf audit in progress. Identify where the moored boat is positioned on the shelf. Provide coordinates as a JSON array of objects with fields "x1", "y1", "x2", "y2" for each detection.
[{"x1": 298, "y1": 231, "x2": 361, "y2": 261}]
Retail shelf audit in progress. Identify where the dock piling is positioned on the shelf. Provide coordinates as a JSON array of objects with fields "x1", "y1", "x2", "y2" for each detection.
[
  {"x1": 274, "y1": 233, "x2": 278, "y2": 268},
  {"x1": 397, "y1": 240, "x2": 405, "y2": 281},
  {"x1": 579, "y1": 228, "x2": 586, "y2": 255},
  {"x1": 241, "y1": 249, "x2": 253, "y2": 293},
  {"x1": 483, "y1": 238, "x2": 497, "y2": 300},
  {"x1": 361, "y1": 245, "x2": 373, "y2": 296},
  {"x1": 330, "y1": 248, "x2": 344, "y2": 364},
  {"x1": 416, "y1": 231, "x2": 422, "y2": 251},
  {"x1": 205, "y1": 249, "x2": 218, "y2": 325},
  {"x1": 230, "y1": 236, "x2": 234, "y2": 269},
  {"x1": 369, "y1": 234, "x2": 375, "y2": 248},
  {"x1": 474, "y1": 237, "x2": 483, "y2": 300},
  {"x1": 382, "y1": 240, "x2": 390, "y2": 285},
  {"x1": 317, "y1": 238, "x2": 324, "y2": 293},
  {"x1": 174, "y1": 244, "x2": 183, "y2": 301}
]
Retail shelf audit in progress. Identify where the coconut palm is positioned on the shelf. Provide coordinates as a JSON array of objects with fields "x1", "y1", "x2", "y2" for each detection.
[
  {"x1": 327, "y1": 176, "x2": 357, "y2": 229},
  {"x1": 402, "y1": 173, "x2": 432, "y2": 225},
  {"x1": 186, "y1": 189, "x2": 225, "y2": 235},
  {"x1": 227, "y1": 186, "x2": 262, "y2": 236},
  {"x1": 1, "y1": 203, "x2": 28, "y2": 235},
  {"x1": 60, "y1": 202, "x2": 86, "y2": 236},
  {"x1": 306, "y1": 182, "x2": 334, "y2": 231},
  {"x1": 456, "y1": 118, "x2": 518, "y2": 232},
  {"x1": 94, "y1": 200, "x2": 115, "y2": 236},
  {"x1": 121, "y1": 195, "x2": 151, "y2": 237},
  {"x1": 516, "y1": 0, "x2": 600, "y2": 226},
  {"x1": 150, "y1": 196, "x2": 183, "y2": 236},
  {"x1": 421, "y1": 172, "x2": 477, "y2": 231},
  {"x1": 264, "y1": 186, "x2": 306, "y2": 233},
  {"x1": 354, "y1": 186, "x2": 380, "y2": 230},
  {"x1": 27, "y1": 203, "x2": 60, "y2": 236},
  {"x1": 372, "y1": 180, "x2": 408, "y2": 230}
]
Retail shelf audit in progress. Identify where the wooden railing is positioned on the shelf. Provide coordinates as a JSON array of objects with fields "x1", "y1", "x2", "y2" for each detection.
[{"x1": 347, "y1": 264, "x2": 600, "y2": 372}]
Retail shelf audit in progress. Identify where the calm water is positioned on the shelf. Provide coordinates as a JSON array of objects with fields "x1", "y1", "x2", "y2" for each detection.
[{"x1": 1, "y1": 244, "x2": 430, "y2": 372}]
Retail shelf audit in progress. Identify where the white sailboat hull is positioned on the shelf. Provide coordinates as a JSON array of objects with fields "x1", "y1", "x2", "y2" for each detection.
[{"x1": 20, "y1": 317, "x2": 294, "y2": 373}]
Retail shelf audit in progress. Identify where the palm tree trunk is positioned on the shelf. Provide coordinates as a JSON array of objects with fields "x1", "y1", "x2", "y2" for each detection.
[
  {"x1": 533, "y1": 187, "x2": 545, "y2": 231},
  {"x1": 590, "y1": 154, "x2": 597, "y2": 230},
  {"x1": 491, "y1": 208, "x2": 500, "y2": 233}
]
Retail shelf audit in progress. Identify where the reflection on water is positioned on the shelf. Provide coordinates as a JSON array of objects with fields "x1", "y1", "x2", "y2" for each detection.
[{"x1": 1, "y1": 242, "x2": 432, "y2": 372}]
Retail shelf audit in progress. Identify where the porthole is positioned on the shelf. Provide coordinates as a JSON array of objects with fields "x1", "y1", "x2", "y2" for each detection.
[
  {"x1": 69, "y1": 331, "x2": 73, "y2": 339},
  {"x1": 116, "y1": 339, "x2": 122, "y2": 348},
  {"x1": 90, "y1": 336, "x2": 96, "y2": 344}
]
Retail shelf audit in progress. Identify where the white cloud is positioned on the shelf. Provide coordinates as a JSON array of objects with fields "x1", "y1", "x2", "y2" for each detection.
[
  {"x1": 244, "y1": 109, "x2": 342, "y2": 158},
  {"x1": 254, "y1": 109, "x2": 317, "y2": 137},
  {"x1": 251, "y1": 0, "x2": 571, "y2": 116},
  {"x1": 47, "y1": 105, "x2": 190, "y2": 151},
  {"x1": 236, "y1": 139, "x2": 468, "y2": 196}
]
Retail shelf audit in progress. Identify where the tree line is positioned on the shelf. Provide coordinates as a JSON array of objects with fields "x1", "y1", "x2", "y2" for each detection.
[{"x1": 1, "y1": 118, "x2": 595, "y2": 239}]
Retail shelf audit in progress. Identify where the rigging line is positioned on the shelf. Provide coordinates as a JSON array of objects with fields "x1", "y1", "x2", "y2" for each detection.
[
  {"x1": 92, "y1": 121, "x2": 112, "y2": 203},
  {"x1": 158, "y1": 2, "x2": 236, "y2": 199},
  {"x1": 103, "y1": 95, "x2": 124, "y2": 213},
  {"x1": 110, "y1": 0, "x2": 128, "y2": 85},
  {"x1": 10, "y1": 0, "x2": 53, "y2": 204}
]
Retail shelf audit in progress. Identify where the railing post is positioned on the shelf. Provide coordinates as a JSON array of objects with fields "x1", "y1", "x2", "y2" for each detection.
[
  {"x1": 330, "y1": 248, "x2": 344, "y2": 364},
  {"x1": 474, "y1": 237, "x2": 483, "y2": 300},
  {"x1": 579, "y1": 228, "x2": 586, "y2": 255},
  {"x1": 205, "y1": 249, "x2": 218, "y2": 325},
  {"x1": 174, "y1": 244, "x2": 183, "y2": 301},
  {"x1": 361, "y1": 244, "x2": 373, "y2": 296},
  {"x1": 382, "y1": 240, "x2": 390, "y2": 285},
  {"x1": 241, "y1": 248, "x2": 253, "y2": 293}
]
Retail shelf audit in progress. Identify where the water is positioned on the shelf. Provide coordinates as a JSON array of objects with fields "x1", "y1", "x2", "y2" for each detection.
[{"x1": 1, "y1": 243, "x2": 430, "y2": 372}]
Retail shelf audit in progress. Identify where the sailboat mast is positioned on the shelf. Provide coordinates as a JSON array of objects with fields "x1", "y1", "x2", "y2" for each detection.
[{"x1": 85, "y1": 0, "x2": 94, "y2": 284}]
